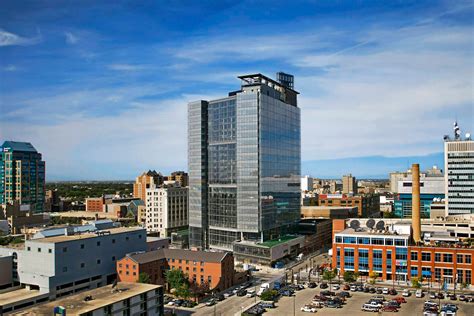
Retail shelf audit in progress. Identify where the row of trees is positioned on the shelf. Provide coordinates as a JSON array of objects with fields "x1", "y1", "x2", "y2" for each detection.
[{"x1": 137, "y1": 269, "x2": 211, "y2": 301}]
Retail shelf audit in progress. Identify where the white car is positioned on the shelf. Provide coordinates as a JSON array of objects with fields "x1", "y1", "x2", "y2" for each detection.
[
  {"x1": 416, "y1": 290, "x2": 424, "y2": 298},
  {"x1": 362, "y1": 304, "x2": 380, "y2": 312},
  {"x1": 350, "y1": 285, "x2": 357, "y2": 291},
  {"x1": 223, "y1": 292, "x2": 232, "y2": 298},
  {"x1": 332, "y1": 284, "x2": 340, "y2": 290},
  {"x1": 402, "y1": 289, "x2": 411, "y2": 297},
  {"x1": 166, "y1": 301, "x2": 175, "y2": 306},
  {"x1": 382, "y1": 288, "x2": 389, "y2": 294},
  {"x1": 301, "y1": 305, "x2": 318, "y2": 313}
]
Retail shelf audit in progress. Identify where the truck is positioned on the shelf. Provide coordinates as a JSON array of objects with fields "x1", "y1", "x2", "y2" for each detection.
[{"x1": 257, "y1": 275, "x2": 285, "y2": 296}]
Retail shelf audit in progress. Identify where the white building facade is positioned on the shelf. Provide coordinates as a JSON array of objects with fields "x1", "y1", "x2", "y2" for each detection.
[{"x1": 145, "y1": 182, "x2": 188, "y2": 237}]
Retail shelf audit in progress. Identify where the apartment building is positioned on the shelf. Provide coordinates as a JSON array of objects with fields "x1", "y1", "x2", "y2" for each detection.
[
  {"x1": 11, "y1": 283, "x2": 164, "y2": 316},
  {"x1": 117, "y1": 249, "x2": 234, "y2": 292},
  {"x1": 145, "y1": 182, "x2": 188, "y2": 237}
]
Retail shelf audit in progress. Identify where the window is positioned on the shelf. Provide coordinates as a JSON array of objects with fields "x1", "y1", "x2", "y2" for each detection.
[
  {"x1": 443, "y1": 268, "x2": 453, "y2": 276},
  {"x1": 435, "y1": 268, "x2": 441, "y2": 280},
  {"x1": 443, "y1": 254, "x2": 453, "y2": 263},
  {"x1": 37, "y1": 248, "x2": 41, "y2": 252},
  {"x1": 80, "y1": 244, "x2": 85, "y2": 249},
  {"x1": 335, "y1": 236, "x2": 342, "y2": 243},
  {"x1": 112, "y1": 239, "x2": 116, "y2": 244},
  {"x1": 97, "y1": 241, "x2": 101, "y2": 246},
  {"x1": 421, "y1": 252, "x2": 431, "y2": 262},
  {"x1": 97, "y1": 259, "x2": 101, "y2": 265},
  {"x1": 373, "y1": 250, "x2": 383, "y2": 271},
  {"x1": 411, "y1": 267, "x2": 418, "y2": 277},
  {"x1": 80, "y1": 263, "x2": 85, "y2": 268},
  {"x1": 395, "y1": 239, "x2": 406, "y2": 246},
  {"x1": 126, "y1": 237, "x2": 129, "y2": 241},
  {"x1": 411, "y1": 252, "x2": 418, "y2": 261},
  {"x1": 63, "y1": 267, "x2": 68, "y2": 273},
  {"x1": 465, "y1": 255, "x2": 471, "y2": 264},
  {"x1": 27, "y1": 247, "x2": 31, "y2": 251},
  {"x1": 457, "y1": 254, "x2": 463, "y2": 264},
  {"x1": 48, "y1": 249, "x2": 52, "y2": 253},
  {"x1": 63, "y1": 247, "x2": 68, "y2": 253},
  {"x1": 357, "y1": 237, "x2": 370, "y2": 244},
  {"x1": 112, "y1": 256, "x2": 116, "y2": 261},
  {"x1": 343, "y1": 237, "x2": 356, "y2": 244},
  {"x1": 385, "y1": 239, "x2": 393, "y2": 245},
  {"x1": 371, "y1": 238, "x2": 384, "y2": 245},
  {"x1": 435, "y1": 253, "x2": 441, "y2": 262}
]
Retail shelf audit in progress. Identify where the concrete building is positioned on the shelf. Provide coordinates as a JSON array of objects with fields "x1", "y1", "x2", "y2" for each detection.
[
  {"x1": 301, "y1": 175, "x2": 314, "y2": 192},
  {"x1": 389, "y1": 171, "x2": 408, "y2": 194},
  {"x1": 342, "y1": 174, "x2": 357, "y2": 194},
  {"x1": 0, "y1": 141, "x2": 45, "y2": 213},
  {"x1": 133, "y1": 170, "x2": 164, "y2": 202},
  {"x1": 11, "y1": 283, "x2": 164, "y2": 316},
  {"x1": 0, "y1": 224, "x2": 147, "y2": 298},
  {"x1": 117, "y1": 249, "x2": 234, "y2": 292},
  {"x1": 165, "y1": 171, "x2": 188, "y2": 187},
  {"x1": 188, "y1": 73, "x2": 300, "y2": 251},
  {"x1": 1, "y1": 202, "x2": 50, "y2": 235},
  {"x1": 300, "y1": 205, "x2": 358, "y2": 219},
  {"x1": 332, "y1": 218, "x2": 474, "y2": 285},
  {"x1": 444, "y1": 134, "x2": 474, "y2": 215},
  {"x1": 394, "y1": 165, "x2": 445, "y2": 218},
  {"x1": 145, "y1": 182, "x2": 188, "y2": 237}
]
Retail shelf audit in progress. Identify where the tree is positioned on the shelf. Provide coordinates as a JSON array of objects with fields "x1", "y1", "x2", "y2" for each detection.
[
  {"x1": 369, "y1": 271, "x2": 378, "y2": 285},
  {"x1": 322, "y1": 269, "x2": 337, "y2": 283},
  {"x1": 411, "y1": 277, "x2": 421, "y2": 289},
  {"x1": 138, "y1": 272, "x2": 150, "y2": 284},
  {"x1": 343, "y1": 271, "x2": 356, "y2": 283},
  {"x1": 260, "y1": 289, "x2": 278, "y2": 301},
  {"x1": 189, "y1": 281, "x2": 210, "y2": 302},
  {"x1": 175, "y1": 283, "x2": 191, "y2": 300},
  {"x1": 460, "y1": 282, "x2": 469, "y2": 290},
  {"x1": 165, "y1": 269, "x2": 188, "y2": 292}
]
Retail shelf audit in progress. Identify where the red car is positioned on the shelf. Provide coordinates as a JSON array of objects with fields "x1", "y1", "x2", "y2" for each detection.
[
  {"x1": 393, "y1": 297, "x2": 407, "y2": 304},
  {"x1": 381, "y1": 305, "x2": 399, "y2": 312}
]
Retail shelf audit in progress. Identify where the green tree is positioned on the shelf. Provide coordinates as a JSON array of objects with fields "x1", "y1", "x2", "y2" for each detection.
[
  {"x1": 343, "y1": 271, "x2": 356, "y2": 283},
  {"x1": 138, "y1": 272, "x2": 151, "y2": 284},
  {"x1": 165, "y1": 269, "x2": 189, "y2": 294},
  {"x1": 260, "y1": 289, "x2": 278, "y2": 301},
  {"x1": 323, "y1": 269, "x2": 337, "y2": 283},
  {"x1": 411, "y1": 277, "x2": 421, "y2": 289},
  {"x1": 369, "y1": 271, "x2": 378, "y2": 285},
  {"x1": 175, "y1": 284, "x2": 191, "y2": 299}
]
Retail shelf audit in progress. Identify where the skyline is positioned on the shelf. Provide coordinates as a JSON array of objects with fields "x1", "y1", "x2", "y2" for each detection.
[{"x1": 1, "y1": 0, "x2": 473, "y2": 180}]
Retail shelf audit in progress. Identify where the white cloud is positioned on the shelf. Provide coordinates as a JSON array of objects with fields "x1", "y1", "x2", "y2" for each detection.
[
  {"x1": 0, "y1": 28, "x2": 41, "y2": 47},
  {"x1": 3, "y1": 65, "x2": 17, "y2": 72},
  {"x1": 108, "y1": 64, "x2": 146, "y2": 71},
  {"x1": 64, "y1": 31, "x2": 78, "y2": 44}
]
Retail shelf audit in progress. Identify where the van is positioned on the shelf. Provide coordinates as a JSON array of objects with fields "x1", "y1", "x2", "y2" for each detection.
[
  {"x1": 246, "y1": 289, "x2": 256, "y2": 298},
  {"x1": 361, "y1": 304, "x2": 380, "y2": 312}
]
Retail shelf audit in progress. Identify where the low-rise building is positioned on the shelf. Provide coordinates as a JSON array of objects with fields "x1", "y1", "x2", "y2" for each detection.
[
  {"x1": 0, "y1": 223, "x2": 147, "y2": 298},
  {"x1": 117, "y1": 249, "x2": 234, "y2": 292},
  {"x1": 85, "y1": 197, "x2": 104, "y2": 212},
  {"x1": 0, "y1": 255, "x2": 13, "y2": 288},
  {"x1": 298, "y1": 219, "x2": 332, "y2": 255},
  {"x1": 233, "y1": 235, "x2": 305, "y2": 266},
  {"x1": 1, "y1": 202, "x2": 50, "y2": 234},
  {"x1": 317, "y1": 194, "x2": 380, "y2": 217},
  {"x1": 10, "y1": 282, "x2": 164, "y2": 316},
  {"x1": 301, "y1": 206, "x2": 358, "y2": 219}
]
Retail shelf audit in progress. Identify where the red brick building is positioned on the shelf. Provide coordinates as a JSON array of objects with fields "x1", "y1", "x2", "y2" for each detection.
[
  {"x1": 117, "y1": 249, "x2": 234, "y2": 292},
  {"x1": 85, "y1": 197, "x2": 104, "y2": 212}
]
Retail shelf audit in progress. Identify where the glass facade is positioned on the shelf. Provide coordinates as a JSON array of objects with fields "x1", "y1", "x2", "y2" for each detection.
[{"x1": 188, "y1": 74, "x2": 301, "y2": 250}]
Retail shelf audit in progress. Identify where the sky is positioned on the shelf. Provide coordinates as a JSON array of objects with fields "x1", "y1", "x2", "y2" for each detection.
[{"x1": 0, "y1": 0, "x2": 473, "y2": 180}]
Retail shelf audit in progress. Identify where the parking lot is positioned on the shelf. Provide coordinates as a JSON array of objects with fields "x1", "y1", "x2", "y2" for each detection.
[{"x1": 265, "y1": 287, "x2": 474, "y2": 316}]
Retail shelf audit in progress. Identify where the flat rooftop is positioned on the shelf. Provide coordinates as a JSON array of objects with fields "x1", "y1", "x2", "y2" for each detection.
[
  {"x1": 257, "y1": 235, "x2": 303, "y2": 248},
  {"x1": 11, "y1": 283, "x2": 161, "y2": 315},
  {"x1": 31, "y1": 227, "x2": 144, "y2": 244},
  {"x1": 0, "y1": 288, "x2": 45, "y2": 307},
  {"x1": 337, "y1": 227, "x2": 410, "y2": 237}
]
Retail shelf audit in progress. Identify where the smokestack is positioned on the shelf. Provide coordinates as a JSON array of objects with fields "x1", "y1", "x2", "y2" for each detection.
[{"x1": 412, "y1": 163, "x2": 421, "y2": 243}]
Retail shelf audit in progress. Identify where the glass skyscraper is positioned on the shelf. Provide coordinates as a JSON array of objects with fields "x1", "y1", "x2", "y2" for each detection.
[
  {"x1": 0, "y1": 141, "x2": 46, "y2": 212},
  {"x1": 188, "y1": 73, "x2": 301, "y2": 250}
]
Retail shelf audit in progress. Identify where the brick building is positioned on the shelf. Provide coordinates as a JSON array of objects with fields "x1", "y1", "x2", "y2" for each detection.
[
  {"x1": 332, "y1": 219, "x2": 474, "y2": 286},
  {"x1": 318, "y1": 194, "x2": 380, "y2": 217},
  {"x1": 117, "y1": 249, "x2": 234, "y2": 292},
  {"x1": 85, "y1": 197, "x2": 104, "y2": 212}
]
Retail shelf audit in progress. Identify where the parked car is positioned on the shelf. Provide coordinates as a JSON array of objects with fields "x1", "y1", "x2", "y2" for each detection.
[
  {"x1": 343, "y1": 284, "x2": 351, "y2": 291},
  {"x1": 376, "y1": 288, "x2": 383, "y2": 294},
  {"x1": 260, "y1": 301, "x2": 275, "y2": 309},
  {"x1": 458, "y1": 295, "x2": 466, "y2": 301},
  {"x1": 173, "y1": 299, "x2": 184, "y2": 307},
  {"x1": 326, "y1": 300, "x2": 342, "y2": 308},
  {"x1": 382, "y1": 288, "x2": 390, "y2": 294},
  {"x1": 423, "y1": 310, "x2": 438, "y2": 316},
  {"x1": 321, "y1": 290, "x2": 336, "y2": 297},
  {"x1": 350, "y1": 285, "x2": 357, "y2": 292},
  {"x1": 224, "y1": 291, "x2": 234, "y2": 298},
  {"x1": 182, "y1": 300, "x2": 197, "y2": 308},
  {"x1": 389, "y1": 288, "x2": 397, "y2": 295},
  {"x1": 416, "y1": 290, "x2": 424, "y2": 298},
  {"x1": 369, "y1": 287, "x2": 376, "y2": 293},
  {"x1": 332, "y1": 284, "x2": 340, "y2": 290},
  {"x1": 384, "y1": 300, "x2": 400, "y2": 308},
  {"x1": 320, "y1": 283, "x2": 328, "y2": 289},
  {"x1": 296, "y1": 284, "x2": 305, "y2": 291},
  {"x1": 301, "y1": 305, "x2": 318, "y2": 313},
  {"x1": 372, "y1": 295, "x2": 386, "y2": 301},
  {"x1": 393, "y1": 296, "x2": 407, "y2": 304},
  {"x1": 402, "y1": 289, "x2": 411, "y2": 297},
  {"x1": 363, "y1": 287, "x2": 370, "y2": 293},
  {"x1": 280, "y1": 289, "x2": 292, "y2": 296},
  {"x1": 308, "y1": 282, "x2": 317, "y2": 288},
  {"x1": 366, "y1": 301, "x2": 383, "y2": 308},
  {"x1": 237, "y1": 289, "x2": 247, "y2": 297},
  {"x1": 429, "y1": 292, "x2": 437, "y2": 299},
  {"x1": 215, "y1": 294, "x2": 225, "y2": 301},
  {"x1": 246, "y1": 289, "x2": 256, "y2": 298},
  {"x1": 361, "y1": 304, "x2": 380, "y2": 312},
  {"x1": 381, "y1": 305, "x2": 399, "y2": 312},
  {"x1": 437, "y1": 292, "x2": 445, "y2": 299},
  {"x1": 338, "y1": 291, "x2": 351, "y2": 298},
  {"x1": 205, "y1": 299, "x2": 216, "y2": 306},
  {"x1": 448, "y1": 293, "x2": 457, "y2": 300}
]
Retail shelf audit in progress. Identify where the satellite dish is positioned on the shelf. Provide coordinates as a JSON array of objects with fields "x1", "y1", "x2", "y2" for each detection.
[
  {"x1": 466, "y1": 133, "x2": 471, "y2": 139},
  {"x1": 349, "y1": 220, "x2": 360, "y2": 230},
  {"x1": 366, "y1": 219, "x2": 375, "y2": 229},
  {"x1": 376, "y1": 221, "x2": 385, "y2": 231}
]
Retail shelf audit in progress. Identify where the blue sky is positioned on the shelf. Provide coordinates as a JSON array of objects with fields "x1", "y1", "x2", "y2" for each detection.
[{"x1": 0, "y1": 0, "x2": 473, "y2": 180}]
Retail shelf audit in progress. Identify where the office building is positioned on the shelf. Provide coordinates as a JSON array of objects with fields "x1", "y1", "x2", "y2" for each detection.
[
  {"x1": 145, "y1": 182, "x2": 188, "y2": 237},
  {"x1": 0, "y1": 222, "x2": 147, "y2": 298},
  {"x1": 317, "y1": 194, "x2": 380, "y2": 217},
  {"x1": 342, "y1": 174, "x2": 357, "y2": 194},
  {"x1": 188, "y1": 73, "x2": 301, "y2": 251},
  {"x1": 444, "y1": 128, "x2": 474, "y2": 215},
  {"x1": 133, "y1": 170, "x2": 164, "y2": 202},
  {"x1": 301, "y1": 175, "x2": 314, "y2": 192},
  {"x1": 117, "y1": 249, "x2": 234, "y2": 292},
  {"x1": 332, "y1": 218, "x2": 474, "y2": 285},
  {"x1": 10, "y1": 283, "x2": 164, "y2": 316},
  {"x1": 0, "y1": 141, "x2": 45, "y2": 213},
  {"x1": 393, "y1": 166, "x2": 444, "y2": 218},
  {"x1": 165, "y1": 171, "x2": 188, "y2": 187}
]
